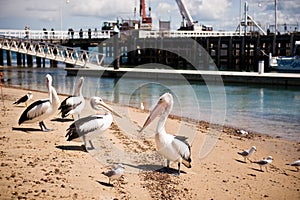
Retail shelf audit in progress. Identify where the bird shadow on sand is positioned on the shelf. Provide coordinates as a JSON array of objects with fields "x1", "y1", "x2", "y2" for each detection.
[
  {"x1": 250, "y1": 167, "x2": 264, "y2": 172},
  {"x1": 12, "y1": 127, "x2": 41, "y2": 133},
  {"x1": 123, "y1": 163, "x2": 187, "y2": 175},
  {"x1": 96, "y1": 180, "x2": 113, "y2": 187},
  {"x1": 287, "y1": 169, "x2": 298, "y2": 173},
  {"x1": 56, "y1": 145, "x2": 87, "y2": 152},
  {"x1": 51, "y1": 118, "x2": 74, "y2": 123},
  {"x1": 156, "y1": 167, "x2": 187, "y2": 175},
  {"x1": 235, "y1": 159, "x2": 247, "y2": 164},
  {"x1": 13, "y1": 105, "x2": 26, "y2": 108}
]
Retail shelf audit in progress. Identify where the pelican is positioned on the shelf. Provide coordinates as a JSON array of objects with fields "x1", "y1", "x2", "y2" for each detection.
[
  {"x1": 58, "y1": 77, "x2": 85, "y2": 119},
  {"x1": 13, "y1": 92, "x2": 33, "y2": 107},
  {"x1": 237, "y1": 146, "x2": 256, "y2": 163},
  {"x1": 65, "y1": 97, "x2": 121, "y2": 141},
  {"x1": 254, "y1": 156, "x2": 273, "y2": 172},
  {"x1": 140, "y1": 92, "x2": 191, "y2": 175},
  {"x1": 18, "y1": 74, "x2": 60, "y2": 131},
  {"x1": 290, "y1": 160, "x2": 300, "y2": 171}
]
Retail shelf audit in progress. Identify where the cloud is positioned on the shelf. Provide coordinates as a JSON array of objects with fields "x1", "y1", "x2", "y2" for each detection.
[{"x1": 70, "y1": 0, "x2": 135, "y2": 19}]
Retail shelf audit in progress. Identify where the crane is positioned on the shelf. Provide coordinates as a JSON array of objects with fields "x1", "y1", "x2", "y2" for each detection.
[
  {"x1": 140, "y1": 0, "x2": 152, "y2": 30},
  {"x1": 175, "y1": 0, "x2": 212, "y2": 31},
  {"x1": 175, "y1": 0, "x2": 195, "y2": 30}
]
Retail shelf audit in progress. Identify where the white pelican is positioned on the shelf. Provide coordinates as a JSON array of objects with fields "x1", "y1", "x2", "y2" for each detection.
[
  {"x1": 58, "y1": 77, "x2": 85, "y2": 119},
  {"x1": 65, "y1": 97, "x2": 121, "y2": 141},
  {"x1": 290, "y1": 160, "x2": 300, "y2": 171},
  {"x1": 237, "y1": 146, "x2": 256, "y2": 163},
  {"x1": 140, "y1": 92, "x2": 191, "y2": 175},
  {"x1": 13, "y1": 92, "x2": 33, "y2": 107},
  {"x1": 102, "y1": 164, "x2": 125, "y2": 185},
  {"x1": 18, "y1": 74, "x2": 60, "y2": 131},
  {"x1": 254, "y1": 156, "x2": 273, "y2": 172}
]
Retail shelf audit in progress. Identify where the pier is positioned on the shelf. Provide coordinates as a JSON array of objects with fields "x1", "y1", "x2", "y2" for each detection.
[{"x1": 0, "y1": 29, "x2": 300, "y2": 72}]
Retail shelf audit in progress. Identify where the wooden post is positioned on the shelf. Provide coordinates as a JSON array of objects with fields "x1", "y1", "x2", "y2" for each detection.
[
  {"x1": 22, "y1": 54, "x2": 26, "y2": 66},
  {"x1": 36, "y1": 57, "x2": 41, "y2": 68},
  {"x1": 50, "y1": 60, "x2": 58, "y2": 68},
  {"x1": 27, "y1": 55, "x2": 33, "y2": 67},
  {"x1": 0, "y1": 49, "x2": 4, "y2": 66},
  {"x1": 42, "y1": 58, "x2": 46, "y2": 68},
  {"x1": 216, "y1": 37, "x2": 221, "y2": 68},
  {"x1": 241, "y1": 36, "x2": 245, "y2": 71},
  {"x1": 6, "y1": 50, "x2": 12, "y2": 66},
  {"x1": 228, "y1": 37, "x2": 233, "y2": 70},
  {"x1": 17, "y1": 53, "x2": 22, "y2": 66},
  {"x1": 113, "y1": 34, "x2": 120, "y2": 69}
]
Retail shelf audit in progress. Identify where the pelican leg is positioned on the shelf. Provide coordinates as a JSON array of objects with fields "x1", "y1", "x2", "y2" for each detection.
[
  {"x1": 172, "y1": 162, "x2": 180, "y2": 176},
  {"x1": 166, "y1": 160, "x2": 170, "y2": 168},
  {"x1": 39, "y1": 121, "x2": 52, "y2": 132}
]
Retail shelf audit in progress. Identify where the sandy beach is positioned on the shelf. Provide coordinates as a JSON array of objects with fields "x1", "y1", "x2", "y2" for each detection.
[{"x1": 0, "y1": 86, "x2": 299, "y2": 199}]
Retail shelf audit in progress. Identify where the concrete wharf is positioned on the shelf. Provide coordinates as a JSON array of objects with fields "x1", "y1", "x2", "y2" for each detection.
[{"x1": 65, "y1": 67, "x2": 300, "y2": 86}]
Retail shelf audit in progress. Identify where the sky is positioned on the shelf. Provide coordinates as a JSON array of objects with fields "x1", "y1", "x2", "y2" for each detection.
[{"x1": 0, "y1": 0, "x2": 299, "y2": 32}]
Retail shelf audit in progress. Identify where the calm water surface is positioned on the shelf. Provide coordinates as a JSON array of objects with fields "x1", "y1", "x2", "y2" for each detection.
[{"x1": 2, "y1": 68, "x2": 300, "y2": 141}]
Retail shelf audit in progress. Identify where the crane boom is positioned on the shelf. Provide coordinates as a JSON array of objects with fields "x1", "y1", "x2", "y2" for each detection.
[
  {"x1": 140, "y1": 0, "x2": 147, "y2": 19},
  {"x1": 175, "y1": 0, "x2": 194, "y2": 29},
  {"x1": 139, "y1": 0, "x2": 152, "y2": 30}
]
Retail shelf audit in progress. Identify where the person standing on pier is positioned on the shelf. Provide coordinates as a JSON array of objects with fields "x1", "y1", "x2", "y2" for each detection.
[
  {"x1": 79, "y1": 28, "x2": 83, "y2": 39},
  {"x1": 88, "y1": 28, "x2": 92, "y2": 39},
  {"x1": 24, "y1": 26, "x2": 30, "y2": 39}
]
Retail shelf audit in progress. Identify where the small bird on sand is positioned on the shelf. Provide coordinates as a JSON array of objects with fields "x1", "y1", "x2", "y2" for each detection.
[
  {"x1": 236, "y1": 129, "x2": 248, "y2": 135},
  {"x1": 102, "y1": 164, "x2": 125, "y2": 185},
  {"x1": 290, "y1": 160, "x2": 300, "y2": 171},
  {"x1": 254, "y1": 156, "x2": 273, "y2": 172},
  {"x1": 13, "y1": 92, "x2": 33, "y2": 107},
  {"x1": 237, "y1": 146, "x2": 256, "y2": 163}
]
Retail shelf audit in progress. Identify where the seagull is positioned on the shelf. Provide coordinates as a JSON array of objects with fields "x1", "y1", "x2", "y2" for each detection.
[
  {"x1": 236, "y1": 129, "x2": 248, "y2": 136},
  {"x1": 290, "y1": 160, "x2": 300, "y2": 171},
  {"x1": 65, "y1": 97, "x2": 121, "y2": 141},
  {"x1": 140, "y1": 102, "x2": 144, "y2": 110},
  {"x1": 13, "y1": 92, "x2": 33, "y2": 107},
  {"x1": 237, "y1": 146, "x2": 256, "y2": 163},
  {"x1": 254, "y1": 156, "x2": 273, "y2": 172},
  {"x1": 18, "y1": 74, "x2": 60, "y2": 131},
  {"x1": 58, "y1": 77, "x2": 85, "y2": 119},
  {"x1": 102, "y1": 164, "x2": 125, "y2": 185},
  {"x1": 140, "y1": 92, "x2": 191, "y2": 175}
]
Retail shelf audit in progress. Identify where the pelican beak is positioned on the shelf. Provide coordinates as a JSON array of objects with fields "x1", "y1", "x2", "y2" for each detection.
[
  {"x1": 97, "y1": 101, "x2": 122, "y2": 118},
  {"x1": 140, "y1": 100, "x2": 166, "y2": 132},
  {"x1": 46, "y1": 74, "x2": 52, "y2": 103}
]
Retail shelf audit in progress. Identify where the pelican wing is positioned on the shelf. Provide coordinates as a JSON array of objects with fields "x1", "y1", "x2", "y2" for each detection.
[
  {"x1": 18, "y1": 99, "x2": 50, "y2": 124},
  {"x1": 59, "y1": 96, "x2": 83, "y2": 118},
  {"x1": 172, "y1": 137, "x2": 191, "y2": 168},
  {"x1": 66, "y1": 115, "x2": 104, "y2": 141}
]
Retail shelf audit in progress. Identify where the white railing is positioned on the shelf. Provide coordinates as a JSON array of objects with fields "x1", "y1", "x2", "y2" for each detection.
[
  {"x1": 0, "y1": 36, "x2": 105, "y2": 68},
  {"x1": 0, "y1": 29, "x2": 112, "y2": 40},
  {"x1": 2, "y1": 29, "x2": 244, "y2": 40},
  {"x1": 139, "y1": 30, "x2": 242, "y2": 38}
]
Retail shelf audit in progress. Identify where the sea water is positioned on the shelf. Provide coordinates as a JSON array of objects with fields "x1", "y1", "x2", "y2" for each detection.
[{"x1": 2, "y1": 67, "x2": 300, "y2": 142}]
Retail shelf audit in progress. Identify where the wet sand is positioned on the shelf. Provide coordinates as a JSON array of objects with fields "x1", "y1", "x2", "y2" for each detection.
[{"x1": 0, "y1": 86, "x2": 299, "y2": 199}]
